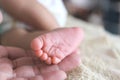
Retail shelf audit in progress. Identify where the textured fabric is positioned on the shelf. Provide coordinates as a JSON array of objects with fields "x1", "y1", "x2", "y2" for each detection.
[
  {"x1": 37, "y1": 0, "x2": 68, "y2": 26},
  {"x1": 66, "y1": 16, "x2": 120, "y2": 80}
]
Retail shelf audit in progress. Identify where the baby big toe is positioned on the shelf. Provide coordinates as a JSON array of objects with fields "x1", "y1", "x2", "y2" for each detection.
[
  {"x1": 35, "y1": 50, "x2": 43, "y2": 57},
  {"x1": 31, "y1": 38, "x2": 43, "y2": 51}
]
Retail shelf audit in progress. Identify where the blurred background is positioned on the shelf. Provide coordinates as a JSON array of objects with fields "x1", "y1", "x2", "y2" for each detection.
[{"x1": 63, "y1": 0, "x2": 120, "y2": 35}]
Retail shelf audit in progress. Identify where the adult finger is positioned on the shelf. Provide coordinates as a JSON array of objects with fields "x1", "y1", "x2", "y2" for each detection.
[
  {"x1": 6, "y1": 47, "x2": 27, "y2": 59},
  {"x1": 0, "y1": 63, "x2": 14, "y2": 80}
]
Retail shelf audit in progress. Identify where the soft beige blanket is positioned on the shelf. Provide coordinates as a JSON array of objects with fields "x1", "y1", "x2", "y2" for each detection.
[{"x1": 66, "y1": 16, "x2": 120, "y2": 80}]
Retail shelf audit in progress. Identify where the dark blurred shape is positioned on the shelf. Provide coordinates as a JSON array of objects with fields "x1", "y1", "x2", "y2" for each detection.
[
  {"x1": 103, "y1": 0, "x2": 120, "y2": 35},
  {"x1": 63, "y1": 0, "x2": 94, "y2": 20},
  {"x1": 63, "y1": 0, "x2": 120, "y2": 35}
]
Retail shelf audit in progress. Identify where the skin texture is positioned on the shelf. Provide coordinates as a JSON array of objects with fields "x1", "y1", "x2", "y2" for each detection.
[
  {"x1": 0, "y1": 46, "x2": 81, "y2": 80},
  {"x1": 1, "y1": 27, "x2": 84, "y2": 64},
  {"x1": 31, "y1": 27, "x2": 84, "y2": 64}
]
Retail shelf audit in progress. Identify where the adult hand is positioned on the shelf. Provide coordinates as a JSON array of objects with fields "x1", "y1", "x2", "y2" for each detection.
[{"x1": 0, "y1": 46, "x2": 81, "y2": 80}]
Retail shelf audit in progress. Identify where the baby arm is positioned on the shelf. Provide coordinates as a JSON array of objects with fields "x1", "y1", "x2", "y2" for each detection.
[{"x1": 0, "y1": 0, "x2": 60, "y2": 30}]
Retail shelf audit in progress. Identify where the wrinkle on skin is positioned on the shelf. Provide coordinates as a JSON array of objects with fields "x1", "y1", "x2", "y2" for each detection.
[{"x1": 0, "y1": 46, "x2": 81, "y2": 80}]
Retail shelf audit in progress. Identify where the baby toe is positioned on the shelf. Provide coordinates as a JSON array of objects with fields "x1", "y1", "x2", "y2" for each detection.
[
  {"x1": 35, "y1": 50, "x2": 43, "y2": 57},
  {"x1": 52, "y1": 57, "x2": 61, "y2": 64},
  {"x1": 40, "y1": 53, "x2": 48, "y2": 61},
  {"x1": 45, "y1": 57, "x2": 52, "y2": 64},
  {"x1": 31, "y1": 38, "x2": 43, "y2": 51}
]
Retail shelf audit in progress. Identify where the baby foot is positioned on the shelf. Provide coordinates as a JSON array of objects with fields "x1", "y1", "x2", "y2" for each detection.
[{"x1": 31, "y1": 27, "x2": 84, "y2": 64}]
